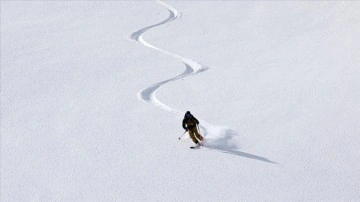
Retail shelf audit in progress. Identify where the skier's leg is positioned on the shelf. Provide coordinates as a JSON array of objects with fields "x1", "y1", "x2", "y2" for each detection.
[
  {"x1": 188, "y1": 130, "x2": 199, "y2": 144},
  {"x1": 194, "y1": 128, "x2": 203, "y2": 141}
]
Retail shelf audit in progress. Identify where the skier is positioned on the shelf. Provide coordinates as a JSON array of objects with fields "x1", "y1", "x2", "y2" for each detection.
[{"x1": 182, "y1": 111, "x2": 203, "y2": 148}]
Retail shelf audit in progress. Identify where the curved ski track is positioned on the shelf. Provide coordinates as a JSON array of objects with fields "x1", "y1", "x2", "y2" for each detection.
[
  {"x1": 130, "y1": 0, "x2": 208, "y2": 115},
  {"x1": 129, "y1": 1, "x2": 276, "y2": 164}
]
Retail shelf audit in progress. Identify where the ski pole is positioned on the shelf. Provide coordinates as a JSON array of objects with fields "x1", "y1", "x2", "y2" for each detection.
[{"x1": 178, "y1": 131, "x2": 187, "y2": 140}]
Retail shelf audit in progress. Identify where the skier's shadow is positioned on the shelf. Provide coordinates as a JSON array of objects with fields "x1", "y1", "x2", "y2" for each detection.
[{"x1": 202, "y1": 128, "x2": 277, "y2": 164}]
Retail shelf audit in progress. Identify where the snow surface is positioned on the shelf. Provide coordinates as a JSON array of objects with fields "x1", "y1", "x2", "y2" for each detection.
[{"x1": 1, "y1": 1, "x2": 360, "y2": 201}]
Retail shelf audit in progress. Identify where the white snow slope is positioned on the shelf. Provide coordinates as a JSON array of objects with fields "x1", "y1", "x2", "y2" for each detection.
[{"x1": 1, "y1": 1, "x2": 360, "y2": 201}]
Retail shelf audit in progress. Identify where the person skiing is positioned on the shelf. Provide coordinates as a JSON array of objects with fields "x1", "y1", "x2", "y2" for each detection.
[{"x1": 182, "y1": 111, "x2": 203, "y2": 148}]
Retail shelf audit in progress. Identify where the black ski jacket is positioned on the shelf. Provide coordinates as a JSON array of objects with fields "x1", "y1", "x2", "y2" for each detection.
[{"x1": 182, "y1": 116, "x2": 199, "y2": 130}]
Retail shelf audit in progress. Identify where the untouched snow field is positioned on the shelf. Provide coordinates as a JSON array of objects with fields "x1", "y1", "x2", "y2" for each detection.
[{"x1": 2, "y1": 1, "x2": 360, "y2": 201}]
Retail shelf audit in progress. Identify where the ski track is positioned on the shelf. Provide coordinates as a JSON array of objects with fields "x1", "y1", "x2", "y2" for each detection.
[
  {"x1": 130, "y1": 0, "x2": 275, "y2": 164},
  {"x1": 130, "y1": 0, "x2": 208, "y2": 115}
]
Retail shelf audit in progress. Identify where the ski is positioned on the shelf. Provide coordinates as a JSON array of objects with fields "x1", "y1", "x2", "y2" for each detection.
[{"x1": 190, "y1": 141, "x2": 204, "y2": 149}]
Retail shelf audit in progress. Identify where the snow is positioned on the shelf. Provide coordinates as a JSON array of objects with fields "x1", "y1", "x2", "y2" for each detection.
[{"x1": 1, "y1": 1, "x2": 360, "y2": 201}]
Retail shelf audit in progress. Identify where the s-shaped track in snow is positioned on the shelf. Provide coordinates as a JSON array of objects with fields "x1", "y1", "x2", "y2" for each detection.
[
  {"x1": 130, "y1": 0, "x2": 208, "y2": 115},
  {"x1": 129, "y1": 1, "x2": 277, "y2": 164}
]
